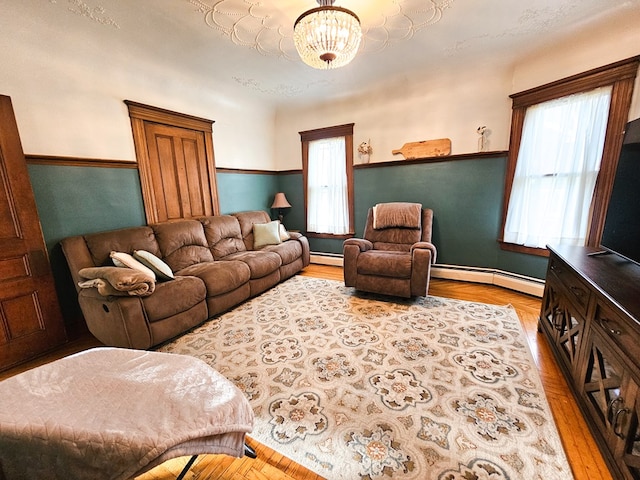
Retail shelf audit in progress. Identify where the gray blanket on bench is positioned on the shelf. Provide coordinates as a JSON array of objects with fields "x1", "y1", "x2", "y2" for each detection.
[{"x1": 0, "y1": 348, "x2": 254, "y2": 480}]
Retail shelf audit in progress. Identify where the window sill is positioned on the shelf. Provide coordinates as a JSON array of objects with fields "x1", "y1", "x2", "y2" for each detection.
[
  {"x1": 498, "y1": 241, "x2": 550, "y2": 257},
  {"x1": 306, "y1": 232, "x2": 355, "y2": 240}
]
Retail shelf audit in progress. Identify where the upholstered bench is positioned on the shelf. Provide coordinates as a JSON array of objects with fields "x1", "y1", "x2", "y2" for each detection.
[{"x1": 0, "y1": 348, "x2": 254, "y2": 480}]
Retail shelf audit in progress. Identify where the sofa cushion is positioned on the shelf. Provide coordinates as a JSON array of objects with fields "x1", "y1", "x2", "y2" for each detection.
[
  {"x1": 221, "y1": 251, "x2": 282, "y2": 279},
  {"x1": 233, "y1": 211, "x2": 272, "y2": 251},
  {"x1": 200, "y1": 215, "x2": 246, "y2": 259},
  {"x1": 279, "y1": 224, "x2": 291, "y2": 241},
  {"x1": 84, "y1": 227, "x2": 160, "y2": 267},
  {"x1": 253, "y1": 221, "x2": 281, "y2": 249},
  {"x1": 141, "y1": 276, "x2": 206, "y2": 323},
  {"x1": 357, "y1": 251, "x2": 412, "y2": 278},
  {"x1": 152, "y1": 220, "x2": 213, "y2": 272},
  {"x1": 263, "y1": 240, "x2": 303, "y2": 266},
  {"x1": 110, "y1": 251, "x2": 157, "y2": 280},
  {"x1": 177, "y1": 260, "x2": 251, "y2": 297},
  {"x1": 133, "y1": 250, "x2": 174, "y2": 281}
]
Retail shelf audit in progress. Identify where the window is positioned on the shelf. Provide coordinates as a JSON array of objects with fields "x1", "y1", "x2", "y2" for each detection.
[
  {"x1": 300, "y1": 124, "x2": 354, "y2": 237},
  {"x1": 504, "y1": 87, "x2": 612, "y2": 248},
  {"x1": 500, "y1": 57, "x2": 638, "y2": 255}
]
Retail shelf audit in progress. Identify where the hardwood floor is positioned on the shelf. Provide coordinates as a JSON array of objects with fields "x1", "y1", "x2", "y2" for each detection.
[{"x1": 1, "y1": 264, "x2": 612, "y2": 480}]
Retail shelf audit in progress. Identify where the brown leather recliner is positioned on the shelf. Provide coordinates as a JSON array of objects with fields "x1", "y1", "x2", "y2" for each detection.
[{"x1": 343, "y1": 203, "x2": 437, "y2": 298}]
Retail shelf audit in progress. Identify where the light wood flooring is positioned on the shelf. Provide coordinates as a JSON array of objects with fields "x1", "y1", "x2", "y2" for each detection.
[{"x1": 1, "y1": 265, "x2": 612, "y2": 480}]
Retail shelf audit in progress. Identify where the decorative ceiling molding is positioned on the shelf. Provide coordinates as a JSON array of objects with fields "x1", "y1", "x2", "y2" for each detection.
[
  {"x1": 49, "y1": 0, "x2": 120, "y2": 29},
  {"x1": 233, "y1": 76, "x2": 335, "y2": 97},
  {"x1": 187, "y1": 0, "x2": 454, "y2": 61},
  {"x1": 444, "y1": 2, "x2": 586, "y2": 56}
]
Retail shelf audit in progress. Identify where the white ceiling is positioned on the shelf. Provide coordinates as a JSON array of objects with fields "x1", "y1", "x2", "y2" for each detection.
[{"x1": 23, "y1": 0, "x2": 640, "y2": 106}]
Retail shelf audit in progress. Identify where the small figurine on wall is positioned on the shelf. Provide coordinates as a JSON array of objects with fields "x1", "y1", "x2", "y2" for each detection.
[
  {"x1": 477, "y1": 126, "x2": 488, "y2": 152},
  {"x1": 358, "y1": 140, "x2": 373, "y2": 163}
]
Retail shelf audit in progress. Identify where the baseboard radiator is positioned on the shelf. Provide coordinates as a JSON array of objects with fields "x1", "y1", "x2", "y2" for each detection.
[{"x1": 309, "y1": 253, "x2": 545, "y2": 298}]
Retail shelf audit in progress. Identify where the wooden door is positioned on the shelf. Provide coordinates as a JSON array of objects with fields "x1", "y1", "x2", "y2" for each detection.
[
  {"x1": 143, "y1": 123, "x2": 213, "y2": 221},
  {"x1": 0, "y1": 95, "x2": 66, "y2": 370},
  {"x1": 126, "y1": 101, "x2": 219, "y2": 224}
]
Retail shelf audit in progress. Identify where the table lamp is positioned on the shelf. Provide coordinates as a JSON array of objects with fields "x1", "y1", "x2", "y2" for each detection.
[{"x1": 271, "y1": 192, "x2": 292, "y2": 224}]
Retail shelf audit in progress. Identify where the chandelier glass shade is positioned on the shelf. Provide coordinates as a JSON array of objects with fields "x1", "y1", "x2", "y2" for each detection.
[{"x1": 293, "y1": 2, "x2": 362, "y2": 70}]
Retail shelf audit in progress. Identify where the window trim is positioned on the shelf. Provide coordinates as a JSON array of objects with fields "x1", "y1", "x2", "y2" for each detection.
[
  {"x1": 299, "y1": 123, "x2": 355, "y2": 238},
  {"x1": 500, "y1": 57, "x2": 639, "y2": 256}
]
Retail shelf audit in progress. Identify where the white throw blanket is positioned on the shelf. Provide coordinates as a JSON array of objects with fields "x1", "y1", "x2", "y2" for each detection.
[
  {"x1": 0, "y1": 348, "x2": 254, "y2": 480},
  {"x1": 372, "y1": 202, "x2": 422, "y2": 229}
]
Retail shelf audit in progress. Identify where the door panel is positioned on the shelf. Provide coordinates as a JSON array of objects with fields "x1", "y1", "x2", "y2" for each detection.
[
  {"x1": 0, "y1": 95, "x2": 66, "y2": 370},
  {"x1": 127, "y1": 101, "x2": 219, "y2": 224},
  {"x1": 144, "y1": 123, "x2": 213, "y2": 222}
]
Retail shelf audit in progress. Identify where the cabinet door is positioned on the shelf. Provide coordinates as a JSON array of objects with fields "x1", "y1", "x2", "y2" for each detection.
[
  {"x1": 592, "y1": 301, "x2": 640, "y2": 479},
  {"x1": 583, "y1": 329, "x2": 626, "y2": 437},
  {"x1": 582, "y1": 328, "x2": 640, "y2": 479},
  {"x1": 540, "y1": 273, "x2": 587, "y2": 381},
  {"x1": 540, "y1": 274, "x2": 562, "y2": 335},
  {"x1": 617, "y1": 389, "x2": 640, "y2": 479}
]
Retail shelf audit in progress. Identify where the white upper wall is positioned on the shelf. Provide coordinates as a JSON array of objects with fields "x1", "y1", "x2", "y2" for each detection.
[
  {"x1": 0, "y1": 3, "x2": 276, "y2": 170},
  {"x1": 274, "y1": 9, "x2": 640, "y2": 171},
  {"x1": 512, "y1": 7, "x2": 640, "y2": 120},
  {"x1": 275, "y1": 59, "x2": 513, "y2": 170},
  {"x1": 1, "y1": 3, "x2": 638, "y2": 173}
]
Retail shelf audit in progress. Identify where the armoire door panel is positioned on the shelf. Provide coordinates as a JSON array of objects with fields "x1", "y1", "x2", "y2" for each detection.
[
  {"x1": 2, "y1": 292, "x2": 45, "y2": 340},
  {"x1": 0, "y1": 255, "x2": 29, "y2": 282},
  {"x1": 0, "y1": 95, "x2": 67, "y2": 370}
]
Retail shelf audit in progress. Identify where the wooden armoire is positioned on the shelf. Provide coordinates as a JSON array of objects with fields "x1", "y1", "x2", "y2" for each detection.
[{"x1": 0, "y1": 95, "x2": 67, "y2": 371}]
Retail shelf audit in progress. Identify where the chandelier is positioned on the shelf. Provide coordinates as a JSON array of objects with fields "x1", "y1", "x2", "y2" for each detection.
[{"x1": 293, "y1": 0, "x2": 362, "y2": 70}]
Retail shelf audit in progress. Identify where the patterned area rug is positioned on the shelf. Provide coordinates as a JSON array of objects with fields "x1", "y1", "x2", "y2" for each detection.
[{"x1": 157, "y1": 276, "x2": 573, "y2": 480}]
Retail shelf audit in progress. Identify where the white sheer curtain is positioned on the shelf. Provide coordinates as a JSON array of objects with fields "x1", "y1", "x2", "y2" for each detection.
[
  {"x1": 307, "y1": 137, "x2": 349, "y2": 234},
  {"x1": 504, "y1": 86, "x2": 612, "y2": 248}
]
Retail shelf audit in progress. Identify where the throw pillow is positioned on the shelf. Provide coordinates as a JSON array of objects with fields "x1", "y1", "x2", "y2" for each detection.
[
  {"x1": 133, "y1": 250, "x2": 175, "y2": 281},
  {"x1": 253, "y1": 221, "x2": 282, "y2": 249},
  {"x1": 279, "y1": 223, "x2": 291, "y2": 241},
  {"x1": 110, "y1": 251, "x2": 157, "y2": 281}
]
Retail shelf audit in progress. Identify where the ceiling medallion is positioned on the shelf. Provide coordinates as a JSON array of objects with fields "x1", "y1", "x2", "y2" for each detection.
[
  {"x1": 293, "y1": 1, "x2": 362, "y2": 69},
  {"x1": 189, "y1": 0, "x2": 453, "y2": 60}
]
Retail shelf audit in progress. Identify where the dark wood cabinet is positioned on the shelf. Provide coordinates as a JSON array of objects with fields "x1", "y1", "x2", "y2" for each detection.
[{"x1": 540, "y1": 245, "x2": 640, "y2": 480}]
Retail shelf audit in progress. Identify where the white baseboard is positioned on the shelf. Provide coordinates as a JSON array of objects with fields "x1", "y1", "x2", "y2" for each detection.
[
  {"x1": 310, "y1": 253, "x2": 344, "y2": 267},
  {"x1": 309, "y1": 253, "x2": 545, "y2": 298}
]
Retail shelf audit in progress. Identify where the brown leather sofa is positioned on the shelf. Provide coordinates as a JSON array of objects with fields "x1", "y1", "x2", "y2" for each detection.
[
  {"x1": 61, "y1": 211, "x2": 310, "y2": 349},
  {"x1": 343, "y1": 203, "x2": 436, "y2": 298}
]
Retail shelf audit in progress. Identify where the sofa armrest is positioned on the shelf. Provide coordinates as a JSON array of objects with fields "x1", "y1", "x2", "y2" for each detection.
[
  {"x1": 343, "y1": 239, "x2": 373, "y2": 287},
  {"x1": 410, "y1": 244, "x2": 435, "y2": 297},
  {"x1": 411, "y1": 241, "x2": 437, "y2": 264},
  {"x1": 61, "y1": 235, "x2": 96, "y2": 293},
  {"x1": 343, "y1": 238, "x2": 373, "y2": 252},
  {"x1": 285, "y1": 232, "x2": 310, "y2": 267},
  {"x1": 78, "y1": 289, "x2": 152, "y2": 349}
]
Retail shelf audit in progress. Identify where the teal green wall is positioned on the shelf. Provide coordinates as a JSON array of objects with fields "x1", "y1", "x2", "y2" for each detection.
[
  {"x1": 28, "y1": 164, "x2": 147, "y2": 330},
  {"x1": 27, "y1": 155, "x2": 547, "y2": 333},
  {"x1": 276, "y1": 172, "x2": 305, "y2": 229},
  {"x1": 27, "y1": 166, "x2": 284, "y2": 330},
  {"x1": 29, "y1": 164, "x2": 146, "y2": 250},
  {"x1": 217, "y1": 172, "x2": 279, "y2": 215},
  {"x1": 276, "y1": 156, "x2": 548, "y2": 280}
]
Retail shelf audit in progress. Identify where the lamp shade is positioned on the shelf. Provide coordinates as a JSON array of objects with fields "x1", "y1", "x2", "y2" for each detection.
[
  {"x1": 271, "y1": 192, "x2": 292, "y2": 209},
  {"x1": 293, "y1": 2, "x2": 362, "y2": 70}
]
